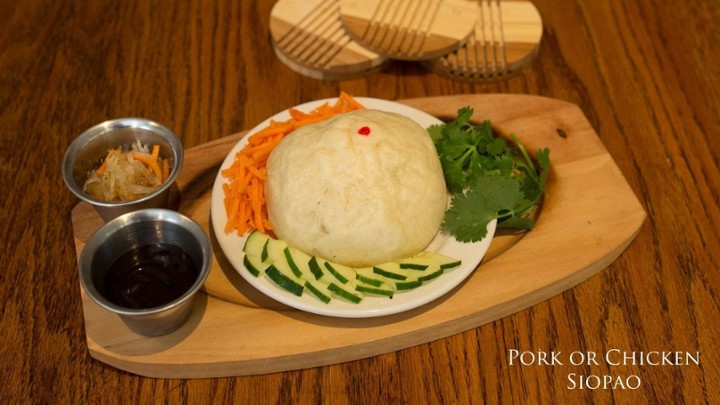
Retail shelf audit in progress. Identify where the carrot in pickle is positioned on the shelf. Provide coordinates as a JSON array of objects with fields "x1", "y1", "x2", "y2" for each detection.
[{"x1": 132, "y1": 153, "x2": 163, "y2": 179}]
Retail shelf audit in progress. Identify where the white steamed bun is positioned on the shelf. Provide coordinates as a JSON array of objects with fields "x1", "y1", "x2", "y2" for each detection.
[{"x1": 265, "y1": 109, "x2": 447, "y2": 267}]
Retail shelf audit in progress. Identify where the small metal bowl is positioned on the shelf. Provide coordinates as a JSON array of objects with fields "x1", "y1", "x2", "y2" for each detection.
[
  {"x1": 79, "y1": 209, "x2": 212, "y2": 336},
  {"x1": 62, "y1": 118, "x2": 184, "y2": 222}
]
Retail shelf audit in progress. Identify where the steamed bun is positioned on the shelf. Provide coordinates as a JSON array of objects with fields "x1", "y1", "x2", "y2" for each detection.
[{"x1": 265, "y1": 109, "x2": 447, "y2": 267}]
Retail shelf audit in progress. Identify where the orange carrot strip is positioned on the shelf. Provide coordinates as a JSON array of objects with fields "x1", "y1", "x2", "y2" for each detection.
[
  {"x1": 221, "y1": 166, "x2": 239, "y2": 177},
  {"x1": 223, "y1": 193, "x2": 232, "y2": 215},
  {"x1": 243, "y1": 160, "x2": 267, "y2": 180},
  {"x1": 338, "y1": 91, "x2": 365, "y2": 110},
  {"x1": 222, "y1": 154, "x2": 249, "y2": 176},
  {"x1": 241, "y1": 201, "x2": 253, "y2": 235},
  {"x1": 132, "y1": 153, "x2": 162, "y2": 179},
  {"x1": 222, "y1": 92, "x2": 365, "y2": 235},
  {"x1": 228, "y1": 169, "x2": 252, "y2": 197},
  {"x1": 250, "y1": 121, "x2": 295, "y2": 140},
  {"x1": 251, "y1": 178, "x2": 265, "y2": 234},
  {"x1": 224, "y1": 195, "x2": 241, "y2": 234},
  {"x1": 250, "y1": 141, "x2": 283, "y2": 162},
  {"x1": 314, "y1": 104, "x2": 333, "y2": 116},
  {"x1": 95, "y1": 150, "x2": 116, "y2": 176},
  {"x1": 288, "y1": 108, "x2": 310, "y2": 120},
  {"x1": 96, "y1": 160, "x2": 108, "y2": 176},
  {"x1": 294, "y1": 114, "x2": 333, "y2": 127},
  {"x1": 244, "y1": 135, "x2": 283, "y2": 156}
]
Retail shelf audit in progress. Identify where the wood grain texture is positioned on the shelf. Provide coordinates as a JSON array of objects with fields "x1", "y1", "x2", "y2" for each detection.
[
  {"x1": 69, "y1": 94, "x2": 645, "y2": 378},
  {"x1": 340, "y1": 0, "x2": 479, "y2": 60},
  {"x1": 269, "y1": 0, "x2": 389, "y2": 80},
  {"x1": 422, "y1": 0, "x2": 543, "y2": 82},
  {"x1": 1, "y1": 0, "x2": 718, "y2": 403}
]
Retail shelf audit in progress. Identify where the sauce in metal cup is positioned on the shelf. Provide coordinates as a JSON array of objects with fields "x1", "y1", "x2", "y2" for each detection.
[{"x1": 79, "y1": 209, "x2": 212, "y2": 336}]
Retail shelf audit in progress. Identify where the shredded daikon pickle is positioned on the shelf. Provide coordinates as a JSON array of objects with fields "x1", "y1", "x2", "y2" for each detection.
[{"x1": 83, "y1": 140, "x2": 168, "y2": 202}]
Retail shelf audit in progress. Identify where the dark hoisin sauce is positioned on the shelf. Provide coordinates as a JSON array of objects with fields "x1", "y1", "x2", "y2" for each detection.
[{"x1": 104, "y1": 243, "x2": 199, "y2": 309}]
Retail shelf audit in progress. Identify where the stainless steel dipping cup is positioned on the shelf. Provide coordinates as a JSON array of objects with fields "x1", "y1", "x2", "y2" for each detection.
[
  {"x1": 79, "y1": 209, "x2": 212, "y2": 337},
  {"x1": 62, "y1": 118, "x2": 184, "y2": 222}
]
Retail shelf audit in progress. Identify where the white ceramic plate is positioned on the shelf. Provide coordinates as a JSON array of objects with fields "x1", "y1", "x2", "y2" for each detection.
[{"x1": 210, "y1": 97, "x2": 496, "y2": 318}]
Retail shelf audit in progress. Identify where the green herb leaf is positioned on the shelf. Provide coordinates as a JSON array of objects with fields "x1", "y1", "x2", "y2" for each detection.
[
  {"x1": 497, "y1": 215, "x2": 536, "y2": 230},
  {"x1": 430, "y1": 107, "x2": 551, "y2": 242},
  {"x1": 442, "y1": 175, "x2": 525, "y2": 242},
  {"x1": 536, "y1": 147, "x2": 551, "y2": 187}
]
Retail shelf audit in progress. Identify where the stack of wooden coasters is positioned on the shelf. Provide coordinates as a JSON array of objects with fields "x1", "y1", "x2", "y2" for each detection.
[{"x1": 269, "y1": 0, "x2": 543, "y2": 82}]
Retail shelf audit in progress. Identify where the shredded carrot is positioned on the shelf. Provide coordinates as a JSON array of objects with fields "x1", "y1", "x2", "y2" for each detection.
[
  {"x1": 95, "y1": 153, "x2": 111, "y2": 176},
  {"x1": 161, "y1": 158, "x2": 170, "y2": 181},
  {"x1": 132, "y1": 152, "x2": 163, "y2": 179},
  {"x1": 222, "y1": 92, "x2": 365, "y2": 235},
  {"x1": 97, "y1": 145, "x2": 166, "y2": 181},
  {"x1": 96, "y1": 150, "x2": 120, "y2": 176}
]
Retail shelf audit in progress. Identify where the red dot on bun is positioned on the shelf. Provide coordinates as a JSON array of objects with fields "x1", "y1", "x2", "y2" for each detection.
[{"x1": 357, "y1": 126, "x2": 371, "y2": 136}]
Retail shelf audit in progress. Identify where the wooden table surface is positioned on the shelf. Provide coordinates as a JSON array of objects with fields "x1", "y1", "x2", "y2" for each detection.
[{"x1": 1, "y1": 0, "x2": 718, "y2": 403}]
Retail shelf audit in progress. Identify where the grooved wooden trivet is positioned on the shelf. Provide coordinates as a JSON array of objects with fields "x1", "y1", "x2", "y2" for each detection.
[
  {"x1": 339, "y1": 0, "x2": 479, "y2": 61},
  {"x1": 270, "y1": 0, "x2": 389, "y2": 80},
  {"x1": 71, "y1": 94, "x2": 645, "y2": 378},
  {"x1": 421, "y1": 0, "x2": 543, "y2": 82}
]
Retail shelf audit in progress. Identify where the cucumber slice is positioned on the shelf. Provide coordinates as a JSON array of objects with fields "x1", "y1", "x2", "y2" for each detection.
[
  {"x1": 355, "y1": 267, "x2": 395, "y2": 290},
  {"x1": 269, "y1": 251, "x2": 307, "y2": 288},
  {"x1": 417, "y1": 251, "x2": 462, "y2": 270},
  {"x1": 242, "y1": 231, "x2": 272, "y2": 276},
  {"x1": 265, "y1": 265, "x2": 304, "y2": 296},
  {"x1": 243, "y1": 254, "x2": 264, "y2": 277},
  {"x1": 440, "y1": 260, "x2": 462, "y2": 270},
  {"x1": 400, "y1": 251, "x2": 462, "y2": 271},
  {"x1": 357, "y1": 265, "x2": 423, "y2": 291},
  {"x1": 399, "y1": 262, "x2": 429, "y2": 271},
  {"x1": 304, "y1": 281, "x2": 331, "y2": 303},
  {"x1": 264, "y1": 237, "x2": 288, "y2": 263},
  {"x1": 261, "y1": 238, "x2": 270, "y2": 262},
  {"x1": 372, "y1": 266, "x2": 407, "y2": 280},
  {"x1": 308, "y1": 256, "x2": 324, "y2": 280},
  {"x1": 243, "y1": 230, "x2": 269, "y2": 255},
  {"x1": 328, "y1": 282, "x2": 362, "y2": 303},
  {"x1": 395, "y1": 280, "x2": 423, "y2": 290},
  {"x1": 246, "y1": 231, "x2": 463, "y2": 301},
  {"x1": 355, "y1": 284, "x2": 394, "y2": 297},
  {"x1": 355, "y1": 273, "x2": 384, "y2": 287},
  {"x1": 286, "y1": 247, "x2": 334, "y2": 285},
  {"x1": 283, "y1": 247, "x2": 303, "y2": 278},
  {"x1": 418, "y1": 269, "x2": 444, "y2": 282},
  {"x1": 324, "y1": 261, "x2": 351, "y2": 284},
  {"x1": 262, "y1": 239, "x2": 318, "y2": 297}
]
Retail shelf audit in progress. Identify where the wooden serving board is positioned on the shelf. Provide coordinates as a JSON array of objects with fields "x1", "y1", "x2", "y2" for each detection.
[
  {"x1": 421, "y1": 0, "x2": 543, "y2": 82},
  {"x1": 71, "y1": 94, "x2": 645, "y2": 378}
]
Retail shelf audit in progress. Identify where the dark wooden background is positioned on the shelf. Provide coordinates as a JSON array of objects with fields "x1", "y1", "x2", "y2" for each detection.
[{"x1": 1, "y1": 0, "x2": 718, "y2": 403}]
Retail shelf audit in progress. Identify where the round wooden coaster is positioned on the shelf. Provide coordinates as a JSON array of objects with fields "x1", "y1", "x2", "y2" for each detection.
[
  {"x1": 269, "y1": 0, "x2": 389, "y2": 80},
  {"x1": 339, "y1": 0, "x2": 479, "y2": 61},
  {"x1": 421, "y1": 0, "x2": 543, "y2": 82}
]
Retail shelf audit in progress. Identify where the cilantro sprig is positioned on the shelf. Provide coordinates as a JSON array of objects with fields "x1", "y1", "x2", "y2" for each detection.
[{"x1": 428, "y1": 107, "x2": 551, "y2": 242}]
